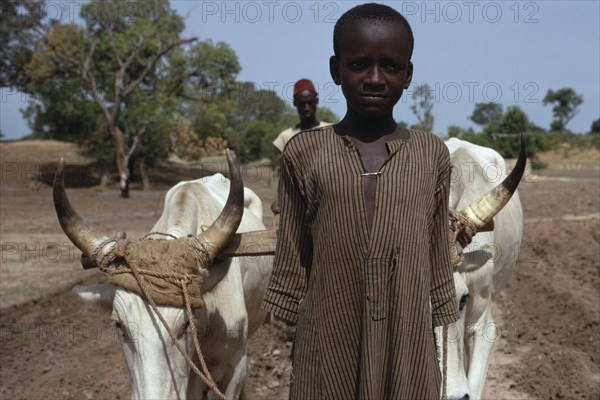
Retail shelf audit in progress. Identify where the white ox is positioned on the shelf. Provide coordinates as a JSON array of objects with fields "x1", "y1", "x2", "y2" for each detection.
[
  {"x1": 53, "y1": 151, "x2": 273, "y2": 399},
  {"x1": 439, "y1": 138, "x2": 525, "y2": 400}
]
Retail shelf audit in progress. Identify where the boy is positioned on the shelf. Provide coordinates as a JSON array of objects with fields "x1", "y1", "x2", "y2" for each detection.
[{"x1": 262, "y1": 3, "x2": 458, "y2": 399}]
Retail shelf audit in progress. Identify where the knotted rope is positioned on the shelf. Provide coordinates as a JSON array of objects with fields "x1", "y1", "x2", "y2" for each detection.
[
  {"x1": 91, "y1": 233, "x2": 227, "y2": 400},
  {"x1": 448, "y1": 209, "x2": 478, "y2": 270}
]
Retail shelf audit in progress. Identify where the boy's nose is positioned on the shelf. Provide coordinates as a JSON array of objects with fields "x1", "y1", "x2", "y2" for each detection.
[{"x1": 364, "y1": 67, "x2": 385, "y2": 88}]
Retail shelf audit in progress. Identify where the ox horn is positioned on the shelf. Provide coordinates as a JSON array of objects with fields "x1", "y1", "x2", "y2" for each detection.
[
  {"x1": 53, "y1": 159, "x2": 111, "y2": 258},
  {"x1": 461, "y1": 134, "x2": 527, "y2": 229},
  {"x1": 195, "y1": 149, "x2": 244, "y2": 262}
]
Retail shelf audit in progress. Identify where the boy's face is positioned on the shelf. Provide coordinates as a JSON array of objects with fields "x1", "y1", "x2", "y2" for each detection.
[{"x1": 330, "y1": 20, "x2": 413, "y2": 119}]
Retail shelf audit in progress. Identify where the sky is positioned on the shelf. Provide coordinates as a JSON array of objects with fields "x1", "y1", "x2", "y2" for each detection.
[{"x1": 1, "y1": 0, "x2": 599, "y2": 140}]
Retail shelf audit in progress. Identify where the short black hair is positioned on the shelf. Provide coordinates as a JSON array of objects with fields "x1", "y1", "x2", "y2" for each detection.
[{"x1": 333, "y1": 3, "x2": 414, "y2": 58}]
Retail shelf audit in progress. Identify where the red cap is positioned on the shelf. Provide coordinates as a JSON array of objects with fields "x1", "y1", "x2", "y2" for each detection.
[{"x1": 293, "y1": 79, "x2": 316, "y2": 95}]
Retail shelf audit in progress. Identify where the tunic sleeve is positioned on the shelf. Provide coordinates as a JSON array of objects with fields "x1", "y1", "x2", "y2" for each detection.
[
  {"x1": 261, "y1": 153, "x2": 312, "y2": 323},
  {"x1": 430, "y1": 148, "x2": 460, "y2": 327}
]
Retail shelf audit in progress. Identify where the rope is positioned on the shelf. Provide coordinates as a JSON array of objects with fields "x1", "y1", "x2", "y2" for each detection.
[
  {"x1": 88, "y1": 233, "x2": 227, "y2": 400},
  {"x1": 127, "y1": 255, "x2": 227, "y2": 400},
  {"x1": 448, "y1": 209, "x2": 478, "y2": 270}
]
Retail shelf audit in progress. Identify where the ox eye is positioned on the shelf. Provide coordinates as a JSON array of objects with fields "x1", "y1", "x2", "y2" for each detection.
[
  {"x1": 176, "y1": 320, "x2": 190, "y2": 340},
  {"x1": 115, "y1": 321, "x2": 130, "y2": 339},
  {"x1": 459, "y1": 294, "x2": 470, "y2": 311}
]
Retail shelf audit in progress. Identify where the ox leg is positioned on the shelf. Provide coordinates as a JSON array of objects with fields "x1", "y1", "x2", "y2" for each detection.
[
  {"x1": 465, "y1": 309, "x2": 496, "y2": 399},
  {"x1": 224, "y1": 353, "x2": 248, "y2": 400}
]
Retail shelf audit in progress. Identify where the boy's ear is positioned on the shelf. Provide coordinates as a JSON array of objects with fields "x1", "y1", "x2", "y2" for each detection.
[
  {"x1": 405, "y1": 61, "x2": 414, "y2": 89},
  {"x1": 329, "y1": 56, "x2": 341, "y2": 85}
]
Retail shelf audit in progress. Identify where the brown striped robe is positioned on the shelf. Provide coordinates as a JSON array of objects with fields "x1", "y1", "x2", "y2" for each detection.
[{"x1": 262, "y1": 126, "x2": 458, "y2": 399}]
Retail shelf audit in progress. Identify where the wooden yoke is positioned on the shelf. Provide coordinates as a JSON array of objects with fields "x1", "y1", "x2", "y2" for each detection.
[
  {"x1": 216, "y1": 229, "x2": 277, "y2": 259},
  {"x1": 80, "y1": 230, "x2": 277, "y2": 270}
]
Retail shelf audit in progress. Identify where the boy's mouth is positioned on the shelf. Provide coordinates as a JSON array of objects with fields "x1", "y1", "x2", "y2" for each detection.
[{"x1": 361, "y1": 94, "x2": 386, "y2": 101}]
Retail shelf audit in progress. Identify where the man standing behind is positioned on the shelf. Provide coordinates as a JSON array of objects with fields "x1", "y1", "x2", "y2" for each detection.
[
  {"x1": 271, "y1": 79, "x2": 330, "y2": 219},
  {"x1": 273, "y1": 78, "x2": 330, "y2": 152}
]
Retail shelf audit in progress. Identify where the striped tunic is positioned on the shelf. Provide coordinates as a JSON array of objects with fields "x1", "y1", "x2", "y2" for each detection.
[{"x1": 262, "y1": 126, "x2": 458, "y2": 399}]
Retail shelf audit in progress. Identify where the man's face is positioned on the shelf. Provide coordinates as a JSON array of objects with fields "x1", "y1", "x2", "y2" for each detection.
[
  {"x1": 330, "y1": 20, "x2": 413, "y2": 118},
  {"x1": 293, "y1": 90, "x2": 318, "y2": 121}
]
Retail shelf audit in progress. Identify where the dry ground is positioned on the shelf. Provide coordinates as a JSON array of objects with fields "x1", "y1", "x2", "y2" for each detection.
[{"x1": 1, "y1": 141, "x2": 598, "y2": 399}]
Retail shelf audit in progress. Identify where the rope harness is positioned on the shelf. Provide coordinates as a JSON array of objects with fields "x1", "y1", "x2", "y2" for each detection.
[
  {"x1": 92, "y1": 233, "x2": 227, "y2": 400},
  {"x1": 448, "y1": 209, "x2": 478, "y2": 270}
]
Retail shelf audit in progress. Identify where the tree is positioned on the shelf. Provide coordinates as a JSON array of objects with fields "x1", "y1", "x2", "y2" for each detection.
[
  {"x1": 410, "y1": 83, "x2": 434, "y2": 132},
  {"x1": 498, "y1": 106, "x2": 529, "y2": 134},
  {"x1": 317, "y1": 107, "x2": 340, "y2": 124},
  {"x1": 25, "y1": 0, "x2": 196, "y2": 197},
  {"x1": 497, "y1": 106, "x2": 530, "y2": 157},
  {"x1": 22, "y1": 78, "x2": 103, "y2": 143},
  {"x1": 591, "y1": 118, "x2": 600, "y2": 134},
  {"x1": 179, "y1": 41, "x2": 242, "y2": 143},
  {"x1": 447, "y1": 125, "x2": 465, "y2": 138},
  {"x1": 543, "y1": 88, "x2": 583, "y2": 131},
  {"x1": 1, "y1": 0, "x2": 52, "y2": 89},
  {"x1": 238, "y1": 120, "x2": 276, "y2": 163},
  {"x1": 469, "y1": 102, "x2": 503, "y2": 127}
]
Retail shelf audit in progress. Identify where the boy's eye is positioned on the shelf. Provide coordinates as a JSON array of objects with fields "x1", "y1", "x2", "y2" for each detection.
[
  {"x1": 384, "y1": 63, "x2": 403, "y2": 72},
  {"x1": 349, "y1": 60, "x2": 368, "y2": 69}
]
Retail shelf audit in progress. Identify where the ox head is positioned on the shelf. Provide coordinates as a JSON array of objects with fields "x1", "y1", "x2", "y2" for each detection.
[
  {"x1": 54, "y1": 151, "x2": 245, "y2": 399},
  {"x1": 443, "y1": 135, "x2": 527, "y2": 400}
]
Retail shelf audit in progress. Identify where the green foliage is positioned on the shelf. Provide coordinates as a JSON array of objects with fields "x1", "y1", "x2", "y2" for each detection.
[
  {"x1": 317, "y1": 107, "x2": 340, "y2": 124},
  {"x1": 588, "y1": 133, "x2": 600, "y2": 149},
  {"x1": 460, "y1": 129, "x2": 493, "y2": 148},
  {"x1": 460, "y1": 104, "x2": 552, "y2": 160},
  {"x1": 187, "y1": 40, "x2": 241, "y2": 96},
  {"x1": 23, "y1": 0, "x2": 192, "y2": 180},
  {"x1": 238, "y1": 121, "x2": 277, "y2": 163},
  {"x1": 543, "y1": 88, "x2": 583, "y2": 132},
  {"x1": 469, "y1": 102, "x2": 503, "y2": 126},
  {"x1": 499, "y1": 106, "x2": 530, "y2": 134},
  {"x1": 22, "y1": 79, "x2": 102, "y2": 143},
  {"x1": 447, "y1": 125, "x2": 465, "y2": 138},
  {"x1": 1, "y1": 0, "x2": 52, "y2": 89},
  {"x1": 591, "y1": 118, "x2": 600, "y2": 134},
  {"x1": 260, "y1": 126, "x2": 281, "y2": 167},
  {"x1": 410, "y1": 84, "x2": 434, "y2": 132}
]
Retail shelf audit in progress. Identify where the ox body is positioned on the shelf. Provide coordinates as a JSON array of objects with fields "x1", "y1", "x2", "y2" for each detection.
[
  {"x1": 441, "y1": 138, "x2": 524, "y2": 400},
  {"x1": 61, "y1": 168, "x2": 273, "y2": 399}
]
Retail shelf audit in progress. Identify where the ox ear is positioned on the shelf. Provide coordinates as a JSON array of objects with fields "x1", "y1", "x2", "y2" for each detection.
[{"x1": 72, "y1": 284, "x2": 116, "y2": 304}]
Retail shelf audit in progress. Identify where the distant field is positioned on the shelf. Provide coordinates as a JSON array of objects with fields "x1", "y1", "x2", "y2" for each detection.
[{"x1": 2, "y1": 139, "x2": 598, "y2": 184}]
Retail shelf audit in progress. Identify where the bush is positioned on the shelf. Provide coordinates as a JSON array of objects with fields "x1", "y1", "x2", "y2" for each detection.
[{"x1": 238, "y1": 120, "x2": 277, "y2": 163}]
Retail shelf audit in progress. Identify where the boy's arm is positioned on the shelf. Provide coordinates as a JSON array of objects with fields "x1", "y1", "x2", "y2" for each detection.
[
  {"x1": 261, "y1": 154, "x2": 312, "y2": 324},
  {"x1": 430, "y1": 149, "x2": 459, "y2": 327}
]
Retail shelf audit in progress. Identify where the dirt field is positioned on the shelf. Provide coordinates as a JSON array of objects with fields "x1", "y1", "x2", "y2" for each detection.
[{"x1": 1, "y1": 141, "x2": 598, "y2": 399}]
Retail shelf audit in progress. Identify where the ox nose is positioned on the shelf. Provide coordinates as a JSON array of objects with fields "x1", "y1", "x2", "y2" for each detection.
[{"x1": 449, "y1": 394, "x2": 470, "y2": 400}]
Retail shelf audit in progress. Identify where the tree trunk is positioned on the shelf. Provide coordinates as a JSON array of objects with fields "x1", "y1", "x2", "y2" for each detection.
[
  {"x1": 99, "y1": 171, "x2": 112, "y2": 188},
  {"x1": 109, "y1": 125, "x2": 129, "y2": 198},
  {"x1": 137, "y1": 158, "x2": 151, "y2": 191}
]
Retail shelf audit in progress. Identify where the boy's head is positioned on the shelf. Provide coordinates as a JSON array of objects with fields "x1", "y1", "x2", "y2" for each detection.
[
  {"x1": 330, "y1": 3, "x2": 414, "y2": 119},
  {"x1": 333, "y1": 3, "x2": 414, "y2": 59}
]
